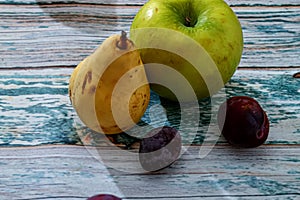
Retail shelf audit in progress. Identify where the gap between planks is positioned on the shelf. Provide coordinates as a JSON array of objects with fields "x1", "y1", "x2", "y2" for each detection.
[{"x1": 0, "y1": 66, "x2": 299, "y2": 71}]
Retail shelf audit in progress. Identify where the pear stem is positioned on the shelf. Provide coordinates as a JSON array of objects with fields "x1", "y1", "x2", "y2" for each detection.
[{"x1": 117, "y1": 30, "x2": 128, "y2": 50}]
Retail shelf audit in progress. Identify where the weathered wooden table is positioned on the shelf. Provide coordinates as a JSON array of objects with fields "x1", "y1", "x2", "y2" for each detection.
[{"x1": 1, "y1": 0, "x2": 299, "y2": 199}]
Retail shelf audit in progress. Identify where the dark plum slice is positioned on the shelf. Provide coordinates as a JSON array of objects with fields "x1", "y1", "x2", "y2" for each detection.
[
  {"x1": 139, "y1": 126, "x2": 182, "y2": 172},
  {"x1": 87, "y1": 194, "x2": 122, "y2": 200}
]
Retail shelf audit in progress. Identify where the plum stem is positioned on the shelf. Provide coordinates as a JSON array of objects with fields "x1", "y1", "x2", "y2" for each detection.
[{"x1": 117, "y1": 30, "x2": 128, "y2": 50}]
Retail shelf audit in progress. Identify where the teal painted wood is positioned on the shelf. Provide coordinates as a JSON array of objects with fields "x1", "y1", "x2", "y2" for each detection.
[
  {"x1": 0, "y1": 1, "x2": 299, "y2": 199},
  {"x1": 0, "y1": 68, "x2": 299, "y2": 146},
  {"x1": 0, "y1": 145, "x2": 299, "y2": 199},
  {"x1": 0, "y1": 69, "x2": 80, "y2": 146},
  {"x1": 0, "y1": 1, "x2": 299, "y2": 68}
]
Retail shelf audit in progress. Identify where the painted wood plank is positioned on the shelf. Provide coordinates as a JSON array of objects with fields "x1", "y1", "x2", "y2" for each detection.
[
  {"x1": 109, "y1": 145, "x2": 300, "y2": 198},
  {"x1": 0, "y1": 145, "x2": 299, "y2": 199},
  {"x1": 0, "y1": 2, "x2": 299, "y2": 68},
  {"x1": 0, "y1": 68, "x2": 299, "y2": 146},
  {"x1": 1, "y1": 0, "x2": 299, "y2": 6},
  {"x1": 0, "y1": 145, "x2": 123, "y2": 199},
  {"x1": 0, "y1": 1, "x2": 299, "y2": 200}
]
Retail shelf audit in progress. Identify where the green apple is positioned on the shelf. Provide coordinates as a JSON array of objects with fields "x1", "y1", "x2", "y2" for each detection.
[{"x1": 130, "y1": 0, "x2": 243, "y2": 101}]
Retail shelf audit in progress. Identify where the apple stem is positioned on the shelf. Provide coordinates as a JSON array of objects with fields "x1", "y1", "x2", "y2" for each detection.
[
  {"x1": 117, "y1": 30, "x2": 128, "y2": 50},
  {"x1": 185, "y1": 17, "x2": 191, "y2": 26}
]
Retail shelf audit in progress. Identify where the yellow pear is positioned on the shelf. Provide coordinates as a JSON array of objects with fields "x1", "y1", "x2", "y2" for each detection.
[{"x1": 69, "y1": 31, "x2": 150, "y2": 134}]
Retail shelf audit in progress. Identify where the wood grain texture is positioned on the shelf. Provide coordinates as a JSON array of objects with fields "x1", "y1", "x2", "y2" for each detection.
[
  {"x1": 0, "y1": 145, "x2": 299, "y2": 199},
  {"x1": 1, "y1": 0, "x2": 300, "y2": 6},
  {"x1": 0, "y1": 0, "x2": 299, "y2": 68},
  {"x1": 0, "y1": 1, "x2": 300, "y2": 199},
  {"x1": 0, "y1": 68, "x2": 299, "y2": 146}
]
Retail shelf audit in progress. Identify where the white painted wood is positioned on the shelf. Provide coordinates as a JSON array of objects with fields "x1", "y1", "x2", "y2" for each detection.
[
  {"x1": 0, "y1": 145, "x2": 299, "y2": 199},
  {"x1": 0, "y1": 1, "x2": 299, "y2": 68}
]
